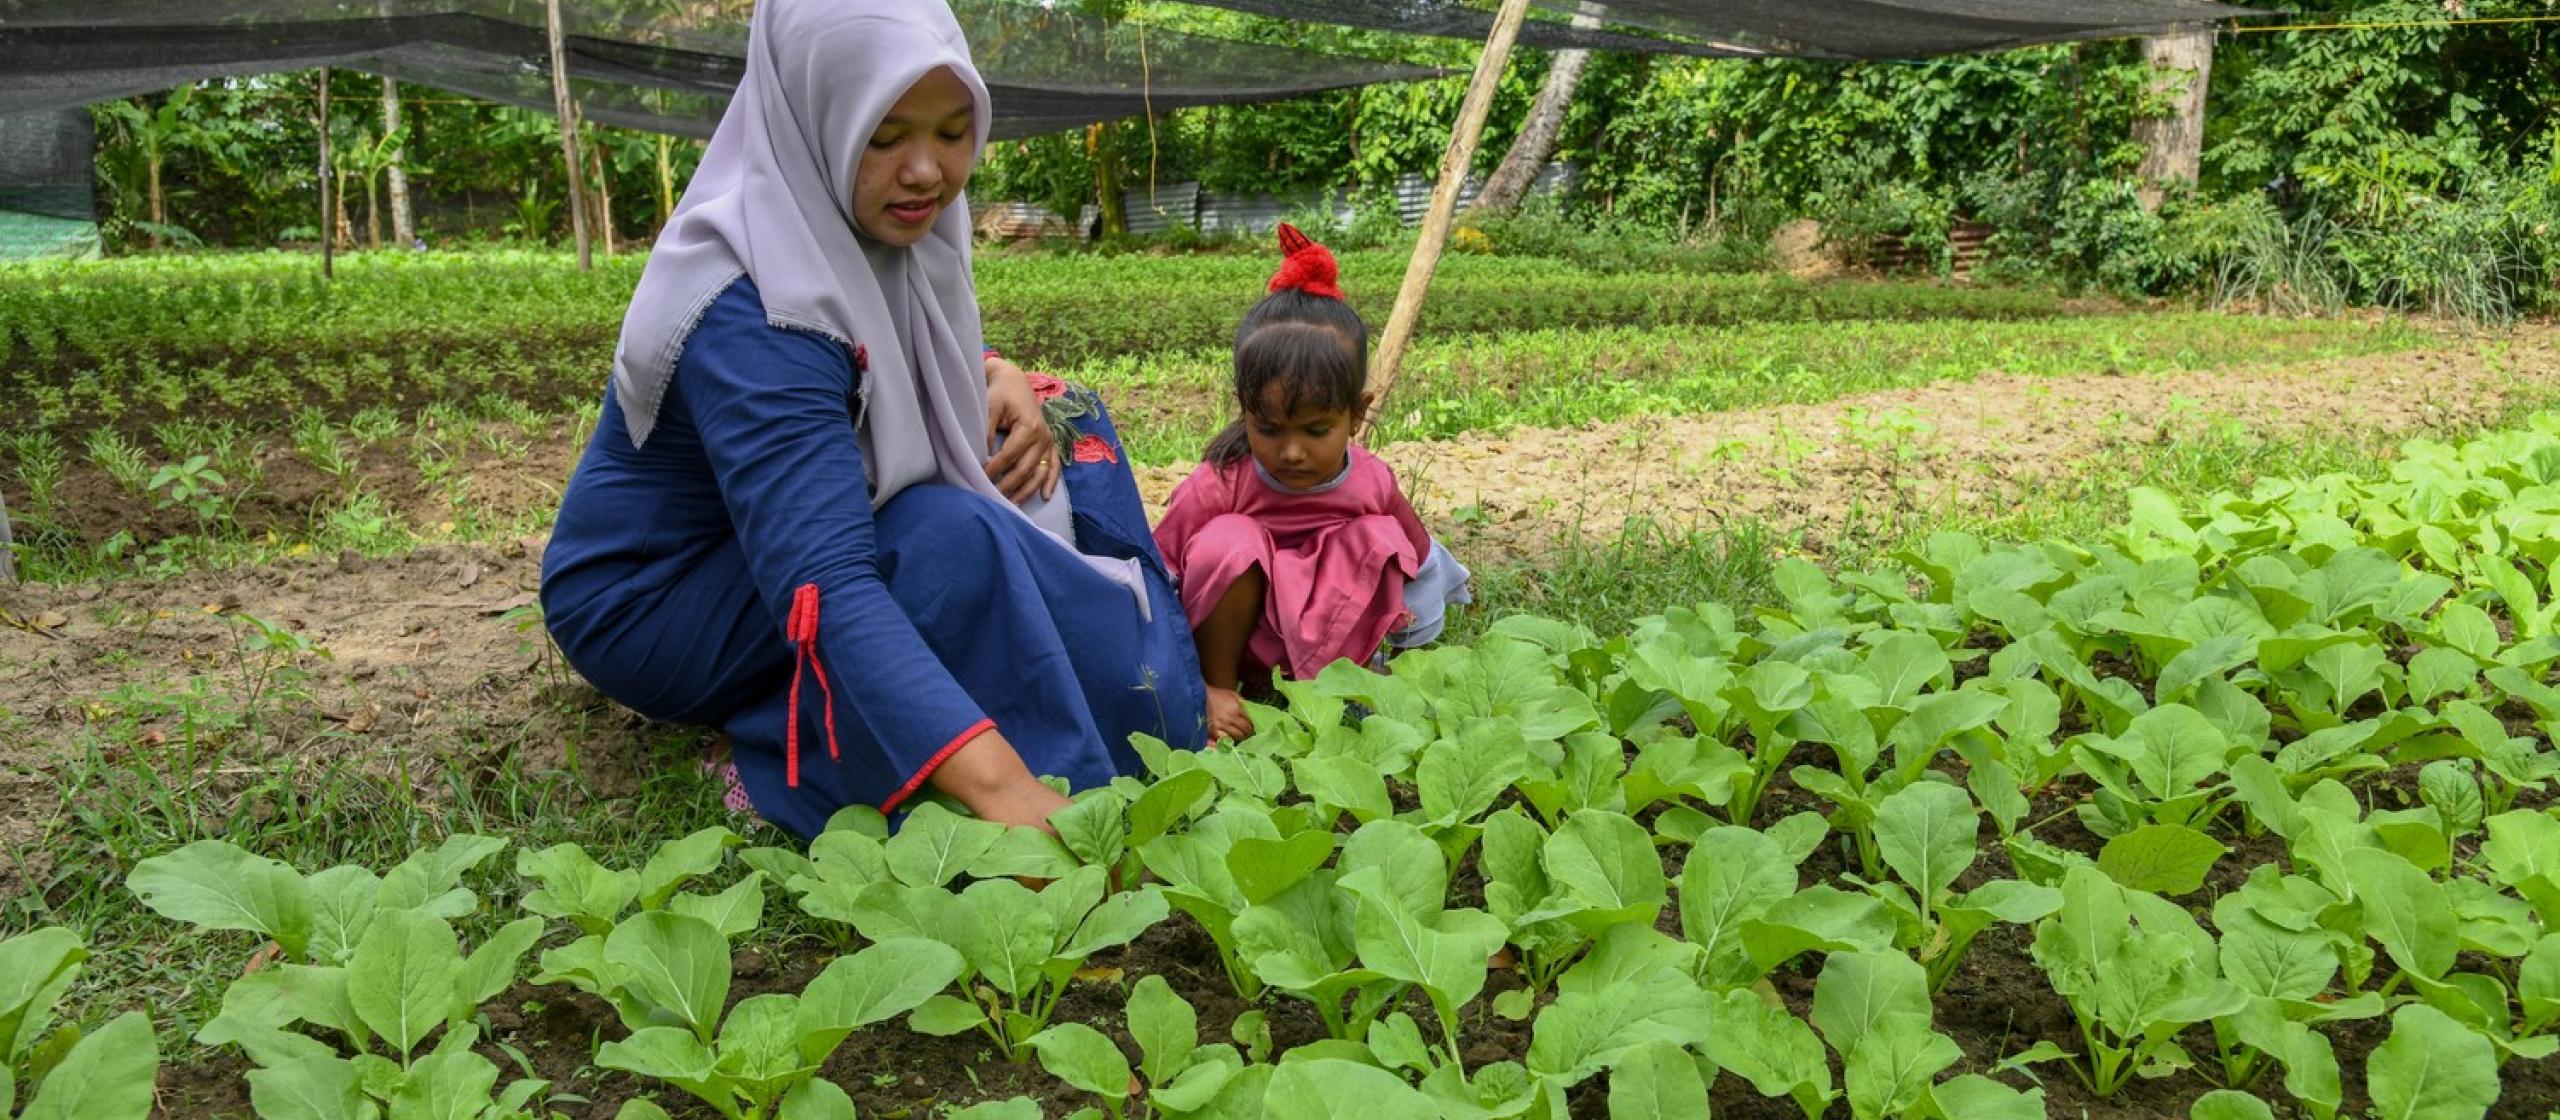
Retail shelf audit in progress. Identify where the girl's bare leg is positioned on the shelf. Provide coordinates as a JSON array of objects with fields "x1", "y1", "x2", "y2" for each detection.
[{"x1": 1196, "y1": 565, "x2": 1265, "y2": 743}]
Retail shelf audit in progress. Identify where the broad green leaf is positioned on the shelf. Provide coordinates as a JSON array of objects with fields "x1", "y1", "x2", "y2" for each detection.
[
  {"x1": 1127, "y1": 975, "x2": 1196, "y2": 1087},
  {"x1": 2367, "y1": 1005, "x2": 2499, "y2": 1120},
  {"x1": 1605, "y1": 1040, "x2": 1709, "y2": 1120},
  {"x1": 1368, "y1": 1013, "x2": 1433, "y2": 1074},
  {"x1": 721, "y1": 996, "x2": 817, "y2": 1096},
  {"x1": 908, "y1": 995, "x2": 987, "y2": 1036},
  {"x1": 246, "y1": 1054, "x2": 367, "y2": 1120},
  {"x1": 796, "y1": 937, "x2": 964, "y2": 1059},
  {"x1": 635, "y1": 826, "x2": 740, "y2": 909},
  {"x1": 389, "y1": 1045, "x2": 501, "y2": 1120},
  {"x1": 604, "y1": 911, "x2": 732, "y2": 1039},
  {"x1": 1678, "y1": 828, "x2": 1795, "y2": 983},
  {"x1": 778, "y1": 1078, "x2": 858, "y2": 1120},
  {"x1": 304, "y1": 866, "x2": 382, "y2": 966},
  {"x1": 127, "y1": 840, "x2": 316, "y2": 957},
  {"x1": 379, "y1": 834, "x2": 507, "y2": 913},
  {"x1": 517, "y1": 843, "x2": 639, "y2": 933},
  {"x1": 0, "y1": 927, "x2": 85, "y2": 1062},
  {"x1": 1027, "y1": 1022, "x2": 1133, "y2": 1103},
  {"x1": 1292, "y1": 755, "x2": 1395, "y2": 824},
  {"x1": 1340, "y1": 820, "x2": 1448, "y2": 917},
  {"x1": 1264, "y1": 1059, "x2": 1439, "y2": 1120},
  {"x1": 1699, "y1": 990, "x2": 1833, "y2": 1115},
  {"x1": 1924, "y1": 1074, "x2": 2043, "y2": 1120},
  {"x1": 1060, "y1": 885, "x2": 1169, "y2": 961},
  {"x1": 952, "y1": 878, "x2": 1058, "y2": 997},
  {"x1": 595, "y1": 1027, "x2": 723, "y2": 1106},
  {"x1": 346, "y1": 908, "x2": 463, "y2": 1058},
  {"x1": 613, "y1": 1100, "x2": 675, "y2": 1120},
  {"x1": 1051, "y1": 790, "x2": 1129, "y2": 869},
  {"x1": 886, "y1": 804, "x2": 1005, "y2": 889},
  {"x1": 2097, "y1": 824, "x2": 2226, "y2": 896},
  {"x1": 2190, "y1": 1090, "x2": 2276, "y2": 1120},
  {"x1": 1812, "y1": 950, "x2": 1929, "y2": 1056},
  {"x1": 947, "y1": 1100, "x2": 1043, "y2": 1120},
  {"x1": 1229, "y1": 832, "x2": 1336, "y2": 906},
  {"x1": 1874, "y1": 782, "x2": 1978, "y2": 905},
  {"x1": 1525, "y1": 968, "x2": 1714, "y2": 1086},
  {"x1": 2418, "y1": 762, "x2": 2485, "y2": 839},
  {"x1": 2157, "y1": 635, "x2": 2257, "y2": 701},
  {"x1": 1844, "y1": 1014, "x2": 1960, "y2": 1120},
  {"x1": 1416, "y1": 723, "x2": 1532, "y2": 828},
  {"x1": 1543, "y1": 810, "x2": 1668, "y2": 922},
  {"x1": 2339, "y1": 849, "x2": 2457, "y2": 982},
  {"x1": 451, "y1": 916, "x2": 542, "y2": 1024},
  {"x1": 1741, "y1": 885, "x2": 1896, "y2": 975},
  {"x1": 1339, "y1": 867, "x2": 1509, "y2": 1011},
  {"x1": 2408, "y1": 647, "x2": 2480, "y2": 704},
  {"x1": 22, "y1": 1012, "x2": 155, "y2": 1120},
  {"x1": 972, "y1": 826, "x2": 1080, "y2": 882},
  {"x1": 668, "y1": 872, "x2": 767, "y2": 941}
]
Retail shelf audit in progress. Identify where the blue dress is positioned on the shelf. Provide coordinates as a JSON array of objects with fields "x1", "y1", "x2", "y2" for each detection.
[{"x1": 541, "y1": 278, "x2": 1207, "y2": 839}]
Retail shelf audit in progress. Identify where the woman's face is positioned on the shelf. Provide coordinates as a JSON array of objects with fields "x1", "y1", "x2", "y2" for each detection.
[{"x1": 852, "y1": 67, "x2": 976, "y2": 246}]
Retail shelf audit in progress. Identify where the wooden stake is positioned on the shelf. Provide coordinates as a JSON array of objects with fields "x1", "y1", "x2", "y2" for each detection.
[
  {"x1": 318, "y1": 67, "x2": 334, "y2": 280},
  {"x1": 546, "y1": 0, "x2": 593, "y2": 270},
  {"x1": 1360, "y1": 0, "x2": 1534, "y2": 437}
]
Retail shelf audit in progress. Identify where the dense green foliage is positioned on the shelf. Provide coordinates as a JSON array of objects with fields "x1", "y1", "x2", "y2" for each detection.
[{"x1": 60, "y1": 410, "x2": 2560, "y2": 1118}]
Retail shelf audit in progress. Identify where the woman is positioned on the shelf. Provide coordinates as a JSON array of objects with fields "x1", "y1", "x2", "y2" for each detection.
[{"x1": 539, "y1": 0, "x2": 1206, "y2": 839}]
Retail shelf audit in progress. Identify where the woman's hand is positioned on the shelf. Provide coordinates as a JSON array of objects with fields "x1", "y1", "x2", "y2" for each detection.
[
  {"x1": 984, "y1": 354, "x2": 1060, "y2": 504},
  {"x1": 928, "y1": 726, "x2": 1072, "y2": 832}
]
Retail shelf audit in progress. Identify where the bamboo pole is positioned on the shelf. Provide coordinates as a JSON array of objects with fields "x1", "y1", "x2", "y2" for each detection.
[
  {"x1": 318, "y1": 68, "x2": 334, "y2": 280},
  {"x1": 1360, "y1": 0, "x2": 1534, "y2": 437},
  {"x1": 545, "y1": 0, "x2": 593, "y2": 270}
]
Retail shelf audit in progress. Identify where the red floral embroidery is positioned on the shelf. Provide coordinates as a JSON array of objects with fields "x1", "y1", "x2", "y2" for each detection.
[
  {"x1": 1027, "y1": 372, "x2": 1067, "y2": 401},
  {"x1": 852, "y1": 344, "x2": 870, "y2": 372},
  {"x1": 1071, "y1": 434, "x2": 1119, "y2": 465}
]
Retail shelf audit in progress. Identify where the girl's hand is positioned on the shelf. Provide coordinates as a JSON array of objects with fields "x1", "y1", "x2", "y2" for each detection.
[
  {"x1": 1206, "y1": 687, "x2": 1255, "y2": 745},
  {"x1": 928, "y1": 727, "x2": 1072, "y2": 833},
  {"x1": 984, "y1": 354, "x2": 1060, "y2": 504}
]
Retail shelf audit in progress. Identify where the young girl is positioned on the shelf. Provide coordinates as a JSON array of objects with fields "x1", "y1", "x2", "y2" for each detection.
[{"x1": 1154, "y1": 225, "x2": 1473, "y2": 742}]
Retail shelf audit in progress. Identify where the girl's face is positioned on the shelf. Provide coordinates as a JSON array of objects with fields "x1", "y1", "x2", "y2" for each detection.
[
  {"x1": 852, "y1": 67, "x2": 976, "y2": 246},
  {"x1": 1246, "y1": 384, "x2": 1373, "y2": 489}
]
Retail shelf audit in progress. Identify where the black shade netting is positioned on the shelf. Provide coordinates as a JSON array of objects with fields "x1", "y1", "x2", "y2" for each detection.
[
  {"x1": 0, "y1": 107, "x2": 93, "y2": 220},
  {"x1": 1180, "y1": 0, "x2": 2259, "y2": 60},
  {"x1": 0, "y1": 1, "x2": 1441, "y2": 139}
]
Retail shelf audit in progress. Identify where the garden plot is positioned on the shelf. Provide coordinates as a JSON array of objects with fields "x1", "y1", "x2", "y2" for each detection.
[{"x1": 11, "y1": 409, "x2": 2560, "y2": 1120}]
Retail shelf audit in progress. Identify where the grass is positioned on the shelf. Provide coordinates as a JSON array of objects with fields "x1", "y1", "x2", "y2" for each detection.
[{"x1": 1086, "y1": 311, "x2": 2438, "y2": 464}]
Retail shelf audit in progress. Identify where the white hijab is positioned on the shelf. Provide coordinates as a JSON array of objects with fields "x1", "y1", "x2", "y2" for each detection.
[{"x1": 612, "y1": 0, "x2": 1137, "y2": 603}]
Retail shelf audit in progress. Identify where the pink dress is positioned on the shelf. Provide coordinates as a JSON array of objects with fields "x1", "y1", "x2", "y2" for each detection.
[{"x1": 1155, "y1": 448, "x2": 1433, "y2": 682}]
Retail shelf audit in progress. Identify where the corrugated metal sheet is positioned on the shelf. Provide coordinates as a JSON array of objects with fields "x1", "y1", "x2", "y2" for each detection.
[
  {"x1": 1196, "y1": 188, "x2": 1356, "y2": 236},
  {"x1": 1122, "y1": 181, "x2": 1202, "y2": 237}
]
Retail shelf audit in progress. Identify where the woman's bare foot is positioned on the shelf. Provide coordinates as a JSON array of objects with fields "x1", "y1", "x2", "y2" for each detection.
[{"x1": 1206, "y1": 686, "x2": 1255, "y2": 744}]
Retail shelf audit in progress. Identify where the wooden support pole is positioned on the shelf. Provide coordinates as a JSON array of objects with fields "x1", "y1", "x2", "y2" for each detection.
[
  {"x1": 1360, "y1": 0, "x2": 1534, "y2": 437},
  {"x1": 545, "y1": 0, "x2": 593, "y2": 270},
  {"x1": 318, "y1": 67, "x2": 334, "y2": 280}
]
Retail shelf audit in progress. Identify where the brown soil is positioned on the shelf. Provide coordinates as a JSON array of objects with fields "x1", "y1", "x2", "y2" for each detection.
[
  {"x1": 4, "y1": 331, "x2": 2556, "y2": 1119},
  {"x1": 1136, "y1": 332, "x2": 2555, "y2": 564}
]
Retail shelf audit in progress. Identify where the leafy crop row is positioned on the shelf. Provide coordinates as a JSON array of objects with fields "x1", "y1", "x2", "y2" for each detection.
[
  {"x1": 0, "y1": 253, "x2": 2094, "y2": 434},
  {"x1": 63, "y1": 415, "x2": 2560, "y2": 1116}
]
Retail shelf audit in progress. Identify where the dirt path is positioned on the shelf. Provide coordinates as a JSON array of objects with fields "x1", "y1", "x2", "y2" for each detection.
[{"x1": 1135, "y1": 330, "x2": 2551, "y2": 562}]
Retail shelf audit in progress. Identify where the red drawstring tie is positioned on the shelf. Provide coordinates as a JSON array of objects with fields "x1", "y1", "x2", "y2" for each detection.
[{"x1": 785, "y1": 583, "x2": 840, "y2": 788}]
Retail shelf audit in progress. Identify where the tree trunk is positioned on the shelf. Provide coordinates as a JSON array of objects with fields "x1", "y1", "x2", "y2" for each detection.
[
  {"x1": 319, "y1": 68, "x2": 333, "y2": 279},
  {"x1": 365, "y1": 164, "x2": 381, "y2": 249},
  {"x1": 1472, "y1": 2, "x2": 1604, "y2": 217},
  {"x1": 545, "y1": 0, "x2": 593, "y2": 270},
  {"x1": 147, "y1": 151, "x2": 165, "y2": 246},
  {"x1": 2133, "y1": 31, "x2": 2213, "y2": 211},
  {"x1": 655, "y1": 132, "x2": 675, "y2": 227},
  {"x1": 382, "y1": 76, "x2": 415, "y2": 247},
  {"x1": 334, "y1": 169, "x2": 356, "y2": 249},
  {"x1": 0, "y1": 488, "x2": 16, "y2": 583},
  {"x1": 1090, "y1": 123, "x2": 1127, "y2": 238},
  {"x1": 590, "y1": 134, "x2": 616, "y2": 255}
]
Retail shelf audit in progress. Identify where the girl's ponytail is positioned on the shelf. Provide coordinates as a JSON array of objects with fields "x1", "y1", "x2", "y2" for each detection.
[{"x1": 1206, "y1": 224, "x2": 1370, "y2": 467}]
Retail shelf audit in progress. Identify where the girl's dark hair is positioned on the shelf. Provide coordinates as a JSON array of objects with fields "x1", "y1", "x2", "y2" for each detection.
[{"x1": 1203, "y1": 288, "x2": 1369, "y2": 466}]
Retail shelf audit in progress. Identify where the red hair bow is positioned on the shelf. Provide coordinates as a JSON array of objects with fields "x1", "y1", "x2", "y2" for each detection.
[{"x1": 1268, "y1": 223, "x2": 1344, "y2": 300}]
